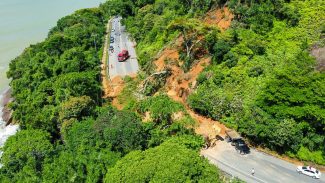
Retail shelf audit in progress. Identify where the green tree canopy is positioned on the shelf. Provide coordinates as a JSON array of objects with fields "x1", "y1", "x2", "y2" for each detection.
[
  {"x1": 105, "y1": 136, "x2": 220, "y2": 183},
  {"x1": 0, "y1": 130, "x2": 53, "y2": 182},
  {"x1": 94, "y1": 108, "x2": 146, "y2": 154}
]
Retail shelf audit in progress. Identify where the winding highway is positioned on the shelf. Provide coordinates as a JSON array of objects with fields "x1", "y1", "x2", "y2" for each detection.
[{"x1": 108, "y1": 16, "x2": 139, "y2": 78}]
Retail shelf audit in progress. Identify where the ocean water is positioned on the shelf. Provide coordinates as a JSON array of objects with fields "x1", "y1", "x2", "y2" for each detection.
[
  {"x1": 0, "y1": 0, "x2": 105, "y2": 93},
  {"x1": 0, "y1": 0, "x2": 105, "y2": 165}
]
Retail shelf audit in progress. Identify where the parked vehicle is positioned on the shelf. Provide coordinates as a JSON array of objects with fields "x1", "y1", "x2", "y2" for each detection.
[
  {"x1": 118, "y1": 50, "x2": 130, "y2": 62},
  {"x1": 234, "y1": 139, "x2": 250, "y2": 154},
  {"x1": 225, "y1": 130, "x2": 250, "y2": 154},
  {"x1": 225, "y1": 130, "x2": 241, "y2": 145},
  {"x1": 109, "y1": 46, "x2": 114, "y2": 51},
  {"x1": 297, "y1": 166, "x2": 321, "y2": 179}
]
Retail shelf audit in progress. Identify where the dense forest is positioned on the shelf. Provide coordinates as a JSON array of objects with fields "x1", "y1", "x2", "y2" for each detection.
[{"x1": 1, "y1": 0, "x2": 324, "y2": 182}]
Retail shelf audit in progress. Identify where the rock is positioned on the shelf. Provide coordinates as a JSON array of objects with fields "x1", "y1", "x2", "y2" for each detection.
[
  {"x1": 1, "y1": 89, "x2": 13, "y2": 126},
  {"x1": 2, "y1": 107, "x2": 12, "y2": 125},
  {"x1": 178, "y1": 87, "x2": 184, "y2": 97}
]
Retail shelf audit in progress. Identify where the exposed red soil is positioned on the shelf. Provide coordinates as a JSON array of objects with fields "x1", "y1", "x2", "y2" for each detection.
[
  {"x1": 148, "y1": 9, "x2": 233, "y2": 136},
  {"x1": 153, "y1": 42, "x2": 227, "y2": 138},
  {"x1": 107, "y1": 76, "x2": 125, "y2": 109},
  {"x1": 155, "y1": 49, "x2": 179, "y2": 72},
  {"x1": 204, "y1": 7, "x2": 234, "y2": 31}
]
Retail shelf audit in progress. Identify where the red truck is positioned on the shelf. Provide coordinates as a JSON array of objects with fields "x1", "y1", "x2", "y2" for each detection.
[{"x1": 118, "y1": 50, "x2": 130, "y2": 62}]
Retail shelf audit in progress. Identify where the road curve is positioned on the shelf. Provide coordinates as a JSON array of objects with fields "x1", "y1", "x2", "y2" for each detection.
[
  {"x1": 108, "y1": 16, "x2": 139, "y2": 78},
  {"x1": 202, "y1": 141, "x2": 325, "y2": 183}
]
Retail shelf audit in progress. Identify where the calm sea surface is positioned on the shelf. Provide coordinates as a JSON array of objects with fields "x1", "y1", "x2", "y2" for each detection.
[{"x1": 0, "y1": 0, "x2": 105, "y2": 93}]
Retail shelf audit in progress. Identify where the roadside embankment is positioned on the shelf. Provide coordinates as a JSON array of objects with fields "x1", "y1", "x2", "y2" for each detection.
[{"x1": 101, "y1": 18, "x2": 112, "y2": 98}]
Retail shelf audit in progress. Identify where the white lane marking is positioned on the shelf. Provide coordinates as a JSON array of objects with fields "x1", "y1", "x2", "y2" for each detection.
[
  {"x1": 118, "y1": 18, "x2": 127, "y2": 76},
  {"x1": 203, "y1": 152, "x2": 267, "y2": 183}
]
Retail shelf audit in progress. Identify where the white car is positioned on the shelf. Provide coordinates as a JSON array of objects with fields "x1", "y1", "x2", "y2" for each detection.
[{"x1": 296, "y1": 166, "x2": 321, "y2": 179}]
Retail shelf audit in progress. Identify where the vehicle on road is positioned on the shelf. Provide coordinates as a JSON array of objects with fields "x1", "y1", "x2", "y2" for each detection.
[
  {"x1": 225, "y1": 130, "x2": 250, "y2": 154},
  {"x1": 112, "y1": 28, "x2": 115, "y2": 32},
  {"x1": 234, "y1": 139, "x2": 250, "y2": 154},
  {"x1": 296, "y1": 166, "x2": 321, "y2": 179},
  {"x1": 109, "y1": 45, "x2": 114, "y2": 51},
  {"x1": 110, "y1": 39, "x2": 114, "y2": 43},
  {"x1": 225, "y1": 130, "x2": 241, "y2": 145},
  {"x1": 118, "y1": 50, "x2": 130, "y2": 62}
]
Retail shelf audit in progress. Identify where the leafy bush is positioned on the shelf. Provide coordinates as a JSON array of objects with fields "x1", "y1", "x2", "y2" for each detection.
[
  {"x1": 105, "y1": 136, "x2": 220, "y2": 183},
  {"x1": 94, "y1": 108, "x2": 146, "y2": 154},
  {"x1": 297, "y1": 146, "x2": 325, "y2": 165},
  {"x1": 137, "y1": 95, "x2": 184, "y2": 124},
  {"x1": 188, "y1": 84, "x2": 243, "y2": 120}
]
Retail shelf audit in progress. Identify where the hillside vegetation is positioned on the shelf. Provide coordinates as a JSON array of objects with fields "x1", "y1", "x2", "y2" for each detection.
[
  {"x1": 109, "y1": 0, "x2": 325, "y2": 165},
  {"x1": 0, "y1": 1, "x2": 223, "y2": 182},
  {"x1": 1, "y1": 0, "x2": 324, "y2": 182},
  {"x1": 110, "y1": 0, "x2": 325, "y2": 165},
  {"x1": 187, "y1": 0, "x2": 325, "y2": 164}
]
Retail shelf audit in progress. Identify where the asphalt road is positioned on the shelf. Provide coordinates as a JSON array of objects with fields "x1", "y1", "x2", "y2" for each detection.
[
  {"x1": 202, "y1": 141, "x2": 325, "y2": 183},
  {"x1": 108, "y1": 16, "x2": 139, "y2": 78}
]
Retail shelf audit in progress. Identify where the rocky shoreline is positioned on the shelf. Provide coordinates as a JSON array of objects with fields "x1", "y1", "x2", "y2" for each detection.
[{"x1": 1, "y1": 88, "x2": 13, "y2": 125}]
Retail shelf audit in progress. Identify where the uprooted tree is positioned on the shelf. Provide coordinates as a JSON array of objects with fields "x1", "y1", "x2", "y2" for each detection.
[
  {"x1": 139, "y1": 69, "x2": 171, "y2": 96},
  {"x1": 167, "y1": 18, "x2": 215, "y2": 71}
]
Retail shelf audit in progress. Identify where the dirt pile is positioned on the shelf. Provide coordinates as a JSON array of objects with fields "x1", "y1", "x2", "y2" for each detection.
[
  {"x1": 153, "y1": 46, "x2": 227, "y2": 139},
  {"x1": 149, "y1": 6, "x2": 235, "y2": 138}
]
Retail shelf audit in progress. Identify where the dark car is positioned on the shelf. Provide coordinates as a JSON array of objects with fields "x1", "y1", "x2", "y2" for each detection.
[
  {"x1": 109, "y1": 46, "x2": 114, "y2": 51},
  {"x1": 110, "y1": 39, "x2": 114, "y2": 43},
  {"x1": 234, "y1": 139, "x2": 250, "y2": 154}
]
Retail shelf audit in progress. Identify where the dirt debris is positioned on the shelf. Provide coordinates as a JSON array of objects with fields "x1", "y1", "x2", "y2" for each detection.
[
  {"x1": 143, "y1": 111, "x2": 152, "y2": 122},
  {"x1": 204, "y1": 7, "x2": 234, "y2": 31},
  {"x1": 155, "y1": 49, "x2": 179, "y2": 72},
  {"x1": 152, "y1": 45, "x2": 227, "y2": 139},
  {"x1": 311, "y1": 46, "x2": 325, "y2": 71}
]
